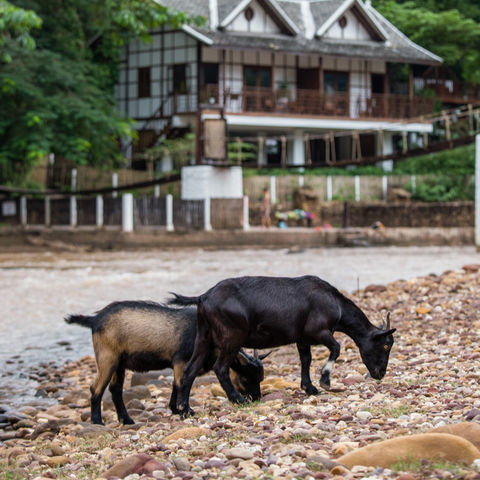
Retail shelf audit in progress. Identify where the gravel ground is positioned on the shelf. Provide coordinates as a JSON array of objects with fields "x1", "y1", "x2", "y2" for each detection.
[{"x1": 1, "y1": 260, "x2": 480, "y2": 479}]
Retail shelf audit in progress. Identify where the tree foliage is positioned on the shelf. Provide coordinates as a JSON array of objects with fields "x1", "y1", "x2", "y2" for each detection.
[
  {"x1": 373, "y1": 0, "x2": 480, "y2": 83},
  {"x1": 0, "y1": 0, "x2": 203, "y2": 185}
]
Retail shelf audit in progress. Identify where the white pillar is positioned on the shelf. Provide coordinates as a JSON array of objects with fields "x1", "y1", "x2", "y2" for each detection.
[
  {"x1": 475, "y1": 135, "x2": 480, "y2": 248},
  {"x1": 411, "y1": 175, "x2": 416, "y2": 194},
  {"x1": 166, "y1": 194, "x2": 174, "y2": 231},
  {"x1": 298, "y1": 176, "x2": 304, "y2": 187},
  {"x1": 243, "y1": 195, "x2": 250, "y2": 230},
  {"x1": 270, "y1": 176, "x2": 276, "y2": 204},
  {"x1": 326, "y1": 176, "x2": 333, "y2": 201},
  {"x1": 71, "y1": 168, "x2": 77, "y2": 191},
  {"x1": 379, "y1": 132, "x2": 394, "y2": 172},
  {"x1": 382, "y1": 175, "x2": 388, "y2": 201},
  {"x1": 292, "y1": 129, "x2": 305, "y2": 165},
  {"x1": 20, "y1": 197, "x2": 27, "y2": 226},
  {"x1": 70, "y1": 197, "x2": 77, "y2": 227},
  {"x1": 112, "y1": 172, "x2": 118, "y2": 198},
  {"x1": 355, "y1": 175, "x2": 360, "y2": 202},
  {"x1": 45, "y1": 197, "x2": 51, "y2": 227},
  {"x1": 154, "y1": 184, "x2": 160, "y2": 198},
  {"x1": 96, "y1": 195, "x2": 104, "y2": 228},
  {"x1": 204, "y1": 197, "x2": 212, "y2": 231},
  {"x1": 122, "y1": 193, "x2": 134, "y2": 232}
]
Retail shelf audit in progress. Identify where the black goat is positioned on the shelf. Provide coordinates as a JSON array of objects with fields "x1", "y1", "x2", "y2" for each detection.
[
  {"x1": 65, "y1": 301, "x2": 266, "y2": 424},
  {"x1": 169, "y1": 275, "x2": 396, "y2": 416}
]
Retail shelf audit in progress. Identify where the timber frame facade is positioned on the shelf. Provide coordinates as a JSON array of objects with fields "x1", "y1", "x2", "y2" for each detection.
[{"x1": 115, "y1": 0, "x2": 477, "y2": 168}]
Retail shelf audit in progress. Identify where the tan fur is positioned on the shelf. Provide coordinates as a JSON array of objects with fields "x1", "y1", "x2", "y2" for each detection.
[
  {"x1": 91, "y1": 336, "x2": 118, "y2": 396},
  {"x1": 173, "y1": 362, "x2": 186, "y2": 387},
  {"x1": 337, "y1": 433, "x2": 480, "y2": 469},
  {"x1": 94, "y1": 308, "x2": 185, "y2": 359},
  {"x1": 230, "y1": 370, "x2": 244, "y2": 392}
]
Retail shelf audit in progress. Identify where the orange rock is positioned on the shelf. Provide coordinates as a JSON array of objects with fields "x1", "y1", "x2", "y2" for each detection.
[
  {"x1": 337, "y1": 433, "x2": 480, "y2": 469},
  {"x1": 415, "y1": 307, "x2": 431, "y2": 315},
  {"x1": 163, "y1": 427, "x2": 211, "y2": 443},
  {"x1": 428, "y1": 422, "x2": 480, "y2": 449}
]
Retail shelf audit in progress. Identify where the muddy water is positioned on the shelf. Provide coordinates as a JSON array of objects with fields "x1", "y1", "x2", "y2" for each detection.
[{"x1": 0, "y1": 246, "x2": 478, "y2": 408}]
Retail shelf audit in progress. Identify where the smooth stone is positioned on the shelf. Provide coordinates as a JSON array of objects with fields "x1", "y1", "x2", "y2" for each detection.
[
  {"x1": 224, "y1": 448, "x2": 254, "y2": 460},
  {"x1": 173, "y1": 457, "x2": 191, "y2": 471},
  {"x1": 338, "y1": 433, "x2": 480, "y2": 469}
]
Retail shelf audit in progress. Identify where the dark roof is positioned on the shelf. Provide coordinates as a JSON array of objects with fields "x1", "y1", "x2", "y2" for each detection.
[{"x1": 157, "y1": 0, "x2": 442, "y2": 65}]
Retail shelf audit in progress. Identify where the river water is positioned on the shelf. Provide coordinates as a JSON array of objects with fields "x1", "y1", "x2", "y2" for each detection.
[{"x1": 0, "y1": 246, "x2": 478, "y2": 408}]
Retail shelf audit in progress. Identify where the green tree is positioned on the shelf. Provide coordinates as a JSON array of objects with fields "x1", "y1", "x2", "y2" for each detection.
[
  {"x1": 373, "y1": 1, "x2": 480, "y2": 83},
  {"x1": 0, "y1": 0, "x2": 203, "y2": 186}
]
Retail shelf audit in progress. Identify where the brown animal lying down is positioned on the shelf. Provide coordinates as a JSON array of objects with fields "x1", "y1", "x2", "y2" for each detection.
[{"x1": 65, "y1": 301, "x2": 266, "y2": 424}]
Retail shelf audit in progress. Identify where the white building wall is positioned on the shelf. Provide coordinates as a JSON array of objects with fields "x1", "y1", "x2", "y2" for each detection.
[
  {"x1": 226, "y1": 0, "x2": 281, "y2": 34},
  {"x1": 325, "y1": 9, "x2": 372, "y2": 41}
]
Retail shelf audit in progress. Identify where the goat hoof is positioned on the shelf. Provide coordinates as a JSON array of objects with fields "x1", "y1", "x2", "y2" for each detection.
[
  {"x1": 91, "y1": 419, "x2": 104, "y2": 425},
  {"x1": 304, "y1": 385, "x2": 319, "y2": 395},
  {"x1": 320, "y1": 379, "x2": 330, "y2": 390},
  {"x1": 232, "y1": 395, "x2": 248, "y2": 405},
  {"x1": 122, "y1": 417, "x2": 135, "y2": 425},
  {"x1": 179, "y1": 407, "x2": 195, "y2": 419}
]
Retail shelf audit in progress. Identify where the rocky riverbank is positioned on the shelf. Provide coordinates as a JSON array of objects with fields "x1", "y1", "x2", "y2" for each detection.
[{"x1": 2, "y1": 265, "x2": 480, "y2": 479}]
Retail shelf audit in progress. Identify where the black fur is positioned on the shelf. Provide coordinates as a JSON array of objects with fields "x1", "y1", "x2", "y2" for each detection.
[{"x1": 170, "y1": 275, "x2": 396, "y2": 416}]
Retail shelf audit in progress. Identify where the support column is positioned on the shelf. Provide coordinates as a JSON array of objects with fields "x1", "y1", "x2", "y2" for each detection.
[
  {"x1": 166, "y1": 194, "x2": 174, "y2": 231},
  {"x1": 20, "y1": 197, "x2": 27, "y2": 226},
  {"x1": 326, "y1": 176, "x2": 333, "y2": 201},
  {"x1": 355, "y1": 176, "x2": 360, "y2": 202},
  {"x1": 243, "y1": 195, "x2": 250, "y2": 230},
  {"x1": 122, "y1": 193, "x2": 134, "y2": 232},
  {"x1": 70, "y1": 197, "x2": 77, "y2": 227},
  {"x1": 291, "y1": 129, "x2": 305, "y2": 166},
  {"x1": 475, "y1": 135, "x2": 480, "y2": 249},
  {"x1": 382, "y1": 175, "x2": 388, "y2": 201},
  {"x1": 204, "y1": 197, "x2": 212, "y2": 231},
  {"x1": 45, "y1": 197, "x2": 51, "y2": 227},
  {"x1": 96, "y1": 195, "x2": 104, "y2": 228},
  {"x1": 378, "y1": 131, "x2": 394, "y2": 172}
]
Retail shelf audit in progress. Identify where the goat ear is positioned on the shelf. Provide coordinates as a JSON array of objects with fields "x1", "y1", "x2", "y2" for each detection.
[
  {"x1": 237, "y1": 350, "x2": 250, "y2": 366},
  {"x1": 374, "y1": 328, "x2": 396, "y2": 338},
  {"x1": 259, "y1": 351, "x2": 273, "y2": 360}
]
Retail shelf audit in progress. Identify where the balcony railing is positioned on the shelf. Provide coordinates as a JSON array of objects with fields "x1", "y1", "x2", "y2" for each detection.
[{"x1": 200, "y1": 85, "x2": 435, "y2": 119}]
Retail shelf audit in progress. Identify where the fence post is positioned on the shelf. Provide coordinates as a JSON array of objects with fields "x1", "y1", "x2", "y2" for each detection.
[
  {"x1": 166, "y1": 194, "x2": 174, "y2": 232},
  {"x1": 355, "y1": 176, "x2": 360, "y2": 202},
  {"x1": 411, "y1": 175, "x2": 416, "y2": 194},
  {"x1": 475, "y1": 134, "x2": 480, "y2": 249},
  {"x1": 96, "y1": 195, "x2": 104, "y2": 228},
  {"x1": 298, "y1": 176, "x2": 304, "y2": 187},
  {"x1": 122, "y1": 193, "x2": 134, "y2": 232},
  {"x1": 20, "y1": 196, "x2": 27, "y2": 226},
  {"x1": 243, "y1": 196, "x2": 250, "y2": 230},
  {"x1": 270, "y1": 176, "x2": 276, "y2": 204},
  {"x1": 112, "y1": 172, "x2": 118, "y2": 198},
  {"x1": 382, "y1": 175, "x2": 388, "y2": 201},
  {"x1": 70, "y1": 196, "x2": 77, "y2": 227},
  {"x1": 45, "y1": 196, "x2": 51, "y2": 227},
  {"x1": 326, "y1": 176, "x2": 333, "y2": 201},
  {"x1": 204, "y1": 197, "x2": 212, "y2": 231},
  {"x1": 154, "y1": 184, "x2": 160, "y2": 198}
]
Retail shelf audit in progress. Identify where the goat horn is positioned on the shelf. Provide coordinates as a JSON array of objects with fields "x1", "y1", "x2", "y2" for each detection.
[
  {"x1": 386, "y1": 311, "x2": 391, "y2": 330},
  {"x1": 253, "y1": 349, "x2": 259, "y2": 359}
]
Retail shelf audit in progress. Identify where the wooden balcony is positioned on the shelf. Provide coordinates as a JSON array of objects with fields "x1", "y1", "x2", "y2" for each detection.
[{"x1": 200, "y1": 85, "x2": 435, "y2": 119}]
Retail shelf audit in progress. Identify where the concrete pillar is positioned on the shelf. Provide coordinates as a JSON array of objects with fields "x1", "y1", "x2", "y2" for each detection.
[
  {"x1": 71, "y1": 168, "x2": 77, "y2": 191},
  {"x1": 154, "y1": 184, "x2": 160, "y2": 198},
  {"x1": 292, "y1": 130, "x2": 305, "y2": 165},
  {"x1": 112, "y1": 172, "x2": 118, "y2": 198},
  {"x1": 355, "y1": 176, "x2": 360, "y2": 202},
  {"x1": 166, "y1": 194, "x2": 174, "y2": 231},
  {"x1": 204, "y1": 197, "x2": 212, "y2": 231},
  {"x1": 270, "y1": 176, "x2": 276, "y2": 204},
  {"x1": 20, "y1": 197, "x2": 27, "y2": 226},
  {"x1": 45, "y1": 197, "x2": 51, "y2": 227},
  {"x1": 122, "y1": 193, "x2": 134, "y2": 232},
  {"x1": 475, "y1": 135, "x2": 480, "y2": 248},
  {"x1": 379, "y1": 132, "x2": 394, "y2": 172},
  {"x1": 326, "y1": 176, "x2": 333, "y2": 202},
  {"x1": 70, "y1": 197, "x2": 77, "y2": 227},
  {"x1": 96, "y1": 195, "x2": 104, "y2": 228},
  {"x1": 382, "y1": 175, "x2": 388, "y2": 201},
  {"x1": 298, "y1": 176, "x2": 304, "y2": 187},
  {"x1": 411, "y1": 175, "x2": 416, "y2": 195},
  {"x1": 243, "y1": 195, "x2": 250, "y2": 230}
]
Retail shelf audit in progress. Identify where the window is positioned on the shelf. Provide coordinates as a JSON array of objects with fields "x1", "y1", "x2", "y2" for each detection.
[
  {"x1": 138, "y1": 67, "x2": 151, "y2": 98},
  {"x1": 202, "y1": 63, "x2": 219, "y2": 85},
  {"x1": 297, "y1": 68, "x2": 319, "y2": 90},
  {"x1": 324, "y1": 71, "x2": 349, "y2": 94},
  {"x1": 244, "y1": 66, "x2": 272, "y2": 88},
  {"x1": 173, "y1": 64, "x2": 188, "y2": 94}
]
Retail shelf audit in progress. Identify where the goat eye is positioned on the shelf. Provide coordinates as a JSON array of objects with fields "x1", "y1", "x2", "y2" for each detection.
[{"x1": 384, "y1": 344, "x2": 389, "y2": 351}]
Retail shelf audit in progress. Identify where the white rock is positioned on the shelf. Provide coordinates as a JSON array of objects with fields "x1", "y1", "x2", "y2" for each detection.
[{"x1": 356, "y1": 411, "x2": 373, "y2": 421}]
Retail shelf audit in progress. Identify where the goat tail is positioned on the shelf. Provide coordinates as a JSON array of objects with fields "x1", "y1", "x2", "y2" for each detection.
[
  {"x1": 168, "y1": 293, "x2": 200, "y2": 306},
  {"x1": 64, "y1": 314, "x2": 96, "y2": 330}
]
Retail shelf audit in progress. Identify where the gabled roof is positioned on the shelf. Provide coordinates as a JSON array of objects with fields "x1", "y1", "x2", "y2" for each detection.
[
  {"x1": 315, "y1": 0, "x2": 389, "y2": 42},
  {"x1": 155, "y1": 0, "x2": 442, "y2": 65},
  {"x1": 218, "y1": 0, "x2": 300, "y2": 35}
]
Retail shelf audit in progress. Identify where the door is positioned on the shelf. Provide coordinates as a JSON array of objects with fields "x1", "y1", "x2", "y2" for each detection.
[
  {"x1": 323, "y1": 71, "x2": 349, "y2": 115},
  {"x1": 244, "y1": 66, "x2": 273, "y2": 111}
]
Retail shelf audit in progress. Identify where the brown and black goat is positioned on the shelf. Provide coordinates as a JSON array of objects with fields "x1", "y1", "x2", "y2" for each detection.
[
  {"x1": 169, "y1": 275, "x2": 396, "y2": 417},
  {"x1": 65, "y1": 301, "x2": 266, "y2": 424}
]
